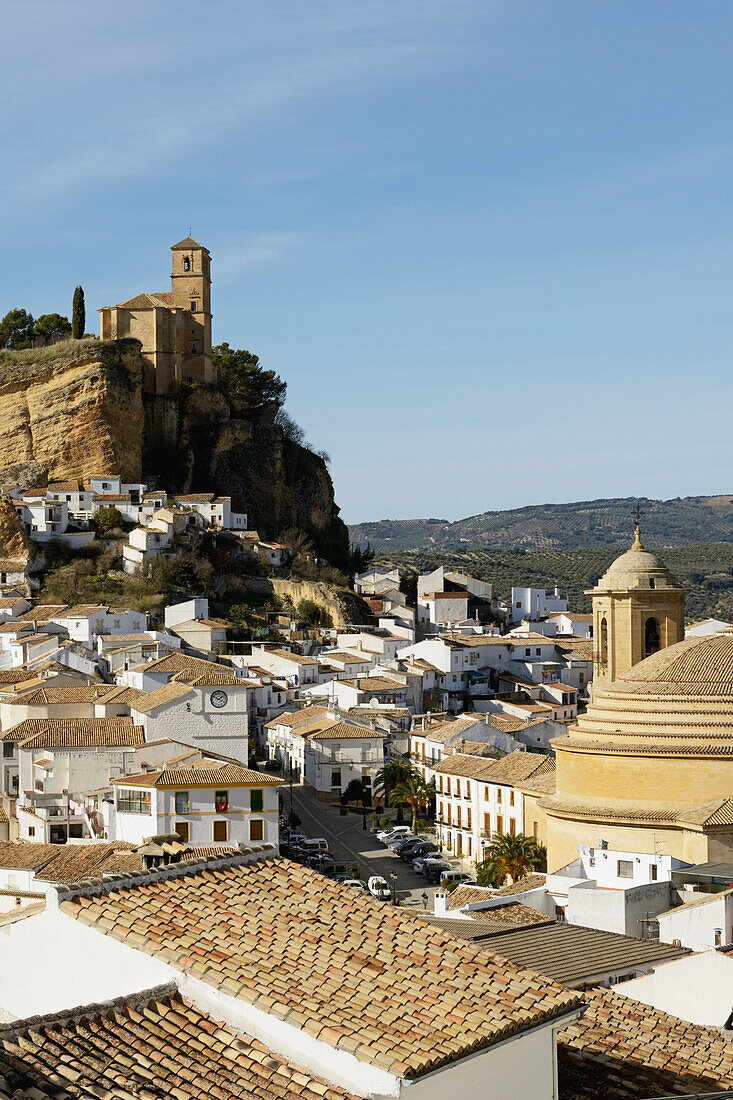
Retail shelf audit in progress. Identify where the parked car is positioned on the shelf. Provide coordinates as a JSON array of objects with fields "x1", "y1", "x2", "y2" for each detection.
[
  {"x1": 306, "y1": 853, "x2": 336, "y2": 874},
  {"x1": 299, "y1": 838, "x2": 329, "y2": 853},
  {"x1": 401, "y1": 841, "x2": 438, "y2": 863},
  {"x1": 377, "y1": 825, "x2": 412, "y2": 843},
  {"x1": 341, "y1": 879, "x2": 368, "y2": 893},
  {"x1": 367, "y1": 876, "x2": 392, "y2": 901},
  {"x1": 264, "y1": 759, "x2": 282, "y2": 773},
  {"x1": 439, "y1": 871, "x2": 473, "y2": 888},
  {"x1": 332, "y1": 862, "x2": 360, "y2": 882},
  {"x1": 281, "y1": 830, "x2": 306, "y2": 846},
  {"x1": 412, "y1": 854, "x2": 441, "y2": 874},
  {"x1": 387, "y1": 835, "x2": 418, "y2": 852},
  {"x1": 422, "y1": 859, "x2": 452, "y2": 884},
  {"x1": 394, "y1": 837, "x2": 427, "y2": 859}
]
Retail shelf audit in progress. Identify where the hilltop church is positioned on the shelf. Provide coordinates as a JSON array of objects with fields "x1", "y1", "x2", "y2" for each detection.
[{"x1": 99, "y1": 237, "x2": 214, "y2": 395}]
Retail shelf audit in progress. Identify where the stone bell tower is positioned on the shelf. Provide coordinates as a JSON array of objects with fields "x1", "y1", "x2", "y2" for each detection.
[
  {"x1": 170, "y1": 237, "x2": 214, "y2": 384},
  {"x1": 587, "y1": 525, "x2": 687, "y2": 693}
]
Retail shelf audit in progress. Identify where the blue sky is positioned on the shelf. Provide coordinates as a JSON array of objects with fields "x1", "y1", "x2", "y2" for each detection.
[{"x1": 4, "y1": 2, "x2": 733, "y2": 524}]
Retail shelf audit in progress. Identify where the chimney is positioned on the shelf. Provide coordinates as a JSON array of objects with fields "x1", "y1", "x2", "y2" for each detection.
[{"x1": 433, "y1": 888, "x2": 449, "y2": 916}]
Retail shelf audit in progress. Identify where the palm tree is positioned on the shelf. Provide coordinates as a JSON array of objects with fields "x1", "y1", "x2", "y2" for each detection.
[
  {"x1": 373, "y1": 759, "x2": 411, "y2": 811},
  {"x1": 476, "y1": 833, "x2": 546, "y2": 887},
  {"x1": 388, "y1": 770, "x2": 435, "y2": 834}
]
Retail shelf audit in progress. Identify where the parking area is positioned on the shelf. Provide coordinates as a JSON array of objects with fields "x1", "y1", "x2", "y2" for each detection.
[{"x1": 285, "y1": 784, "x2": 463, "y2": 908}]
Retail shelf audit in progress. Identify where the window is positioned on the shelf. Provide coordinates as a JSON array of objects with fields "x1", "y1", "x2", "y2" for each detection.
[
  {"x1": 117, "y1": 788, "x2": 152, "y2": 814},
  {"x1": 3, "y1": 743, "x2": 13, "y2": 759},
  {"x1": 174, "y1": 821, "x2": 190, "y2": 842},
  {"x1": 113, "y1": 619, "x2": 120, "y2": 629},
  {"x1": 650, "y1": 864, "x2": 658, "y2": 881},
  {"x1": 175, "y1": 791, "x2": 189, "y2": 815},
  {"x1": 645, "y1": 617, "x2": 660, "y2": 658},
  {"x1": 213, "y1": 820, "x2": 228, "y2": 842},
  {"x1": 617, "y1": 859, "x2": 634, "y2": 879},
  {"x1": 509, "y1": 818, "x2": 516, "y2": 835},
  {"x1": 466, "y1": 809, "x2": 471, "y2": 828},
  {"x1": 484, "y1": 813, "x2": 490, "y2": 832},
  {"x1": 525, "y1": 648, "x2": 530, "y2": 656},
  {"x1": 496, "y1": 788, "x2": 502, "y2": 803},
  {"x1": 184, "y1": 257, "x2": 190, "y2": 271},
  {"x1": 250, "y1": 819, "x2": 264, "y2": 841},
  {"x1": 250, "y1": 789, "x2": 263, "y2": 812},
  {"x1": 457, "y1": 807, "x2": 461, "y2": 827},
  {"x1": 496, "y1": 815, "x2": 503, "y2": 833},
  {"x1": 331, "y1": 769, "x2": 341, "y2": 788},
  {"x1": 446, "y1": 779, "x2": 451, "y2": 796},
  {"x1": 533, "y1": 822, "x2": 538, "y2": 840},
  {"x1": 509, "y1": 790, "x2": 515, "y2": 806},
  {"x1": 190, "y1": 300, "x2": 197, "y2": 312},
  {"x1": 34, "y1": 778, "x2": 43, "y2": 792},
  {"x1": 215, "y1": 790, "x2": 229, "y2": 813},
  {"x1": 715, "y1": 929, "x2": 722, "y2": 947},
  {"x1": 536, "y1": 648, "x2": 541, "y2": 656},
  {"x1": 28, "y1": 827, "x2": 35, "y2": 837},
  {"x1": 515, "y1": 602, "x2": 521, "y2": 609}
]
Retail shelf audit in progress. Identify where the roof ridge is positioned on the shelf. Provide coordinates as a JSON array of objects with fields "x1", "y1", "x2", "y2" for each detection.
[
  {"x1": 0, "y1": 981, "x2": 178, "y2": 1038},
  {"x1": 53, "y1": 844, "x2": 278, "y2": 902}
]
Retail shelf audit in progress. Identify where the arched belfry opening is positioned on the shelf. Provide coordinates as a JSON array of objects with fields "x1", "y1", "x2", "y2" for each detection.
[
  {"x1": 645, "y1": 616, "x2": 661, "y2": 658},
  {"x1": 183, "y1": 256, "x2": 191, "y2": 271},
  {"x1": 600, "y1": 617, "x2": 608, "y2": 664}
]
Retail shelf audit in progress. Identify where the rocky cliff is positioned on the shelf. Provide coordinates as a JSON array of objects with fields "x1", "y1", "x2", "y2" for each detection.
[
  {"x1": 0, "y1": 339, "x2": 143, "y2": 487},
  {"x1": 0, "y1": 338, "x2": 348, "y2": 567},
  {"x1": 0, "y1": 497, "x2": 31, "y2": 567}
]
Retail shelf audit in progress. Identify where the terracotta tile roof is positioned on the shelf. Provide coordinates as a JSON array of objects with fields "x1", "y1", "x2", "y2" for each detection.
[
  {"x1": 308, "y1": 721, "x2": 386, "y2": 741},
  {"x1": 468, "y1": 902, "x2": 550, "y2": 927},
  {"x1": 112, "y1": 761, "x2": 283, "y2": 788},
  {"x1": 127, "y1": 682, "x2": 193, "y2": 712},
  {"x1": 0, "y1": 985, "x2": 356, "y2": 1100},
  {"x1": 127, "y1": 652, "x2": 218, "y2": 676},
  {"x1": 413, "y1": 716, "x2": 481, "y2": 743},
  {"x1": 55, "y1": 604, "x2": 106, "y2": 617},
  {"x1": 0, "y1": 843, "x2": 60, "y2": 871},
  {"x1": 0, "y1": 669, "x2": 51, "y2": 685},
  {"x1": 657, "y1": 885, "x2": 733, "y2": 919},
  {"x1": 558, "y1": 986, "x2": 733, "y2": 1098},
  {"x1": 17, "y1": 605, "x2": 68, "y2": 622},
  {"x1": 172, "y1": 669, "x2": 242, "y2": 687},
  {"x1": 98, "y1": 632, "x2": 154, "y2": 644},
  {"x1": 340, "y1": 676, "x2": 406, "y2": 692},
  {"x1": 0, "y1": 623, "x2": 32, "y2": 634},
  {"x1": 265, "y1": 705, "x2": 328, "y2": 729},
  {"x1": 554, "y1": 637, "x2": 594, "y2": 661},
  {"x1": 447, "y1": 885, "x2": 497, "y2": 909},
  {"x1": 491, "y1": 874, "x2": 547, "y2": 896},
  {"x1": 490, "y1": 713, "x2": 529, "y2": 732},
  {"x1": 174, "y1": 492, "x2": 216, "y2": 502},
  {"x1": 61, "y1": 856, "x2": 582, "y2": 1078},
  {"x1": 433, "y1": 753, "x2": 498, "y2": 780},
  {"x1": 477, "y1": 751, "x2": 554, "y2": 786},
  {"x1": 4, "y1": 684, "x2": 117, "y2": 706},
  {"x1": 541, "y1": 794, "x2": 733, "y2": 827},
  {"x1": 34, "y1": 842, "x2": 138, "y2": 884},
  {"x1": 515, "y1": 770, "x2": 557, "y2": 796},
  {"x1": 260, "y1": 647, "x2": 320, "y2": 665},
  {"x1": 1, "y1": 717, "x2": 144, "y2": 749}
]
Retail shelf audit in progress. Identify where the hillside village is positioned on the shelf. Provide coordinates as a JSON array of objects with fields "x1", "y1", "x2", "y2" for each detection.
[{"x1": 0, "y1": 242, "x2": 732, "y2": 1098}]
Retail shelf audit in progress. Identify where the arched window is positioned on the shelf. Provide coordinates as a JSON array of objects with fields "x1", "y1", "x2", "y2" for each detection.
[
  {"x1": 184, "y1": 257, "x2": 191, "y2": 271},
  {"x1": 645, "y1": 616, "x2": 660, "y2": 658},
  {"x1": 600, "y1": 617, "x2": 608, "y2": 664}
]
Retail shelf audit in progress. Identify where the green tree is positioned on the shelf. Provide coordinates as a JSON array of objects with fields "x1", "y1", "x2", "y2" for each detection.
[
  {"x1": 0, "y1": 309, "x2": 35, "y2": 350},
  {"x1": 373, "y1": 759, "x2": 411, "y2": 803},
  {"x1": 342, "y1": 779, "x2": 364, "y2": 804},
  {"x1": 91, "y1": 506, "x2": 125, "y2": 535},
  {"x1": 350, "y1": 541, "x2": 375, "y2": 575},
  {"x1": 296, "y1": 598, "x2": 331, "y2": 627},
  {"x1": 476, "y1": 833, "x2": 547, "y2": 888},
  {"x1": 212, "y1": 343, "x2": 287, "y2": 408},
  {"x1": 72, "y1": 286, "x2": 85, "y2": 339},
  {"x1": 33, "y1": 313, "x2": 71, "y2": 344},
  {"x1": 388, "y1": 770, "x2": 435, "y2": 834}
]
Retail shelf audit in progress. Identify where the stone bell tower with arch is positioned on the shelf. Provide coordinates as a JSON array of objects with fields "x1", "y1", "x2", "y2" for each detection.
[
  {"x1": 170, "y1": 236, "x2": 213, "y2": 385},
  {"x1": 587, "y1": 525, "x2": 687, "y2": 693}
]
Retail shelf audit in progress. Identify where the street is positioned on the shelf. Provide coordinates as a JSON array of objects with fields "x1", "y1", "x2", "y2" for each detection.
[{"x1": 285, "y1": 784, "x2": 461, "y2": 908}]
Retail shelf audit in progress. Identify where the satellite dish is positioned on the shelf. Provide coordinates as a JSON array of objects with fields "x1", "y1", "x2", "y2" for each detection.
[{"x1": 369, "y1": 697, "x2": 380, "y2": 707}]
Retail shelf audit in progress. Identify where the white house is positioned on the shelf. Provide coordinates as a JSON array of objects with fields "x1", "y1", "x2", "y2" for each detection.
[
  {"x1": 49, "y1": 605, "x2": 149, "y2": 646},
  {"x1": 173, "y1": 492, "x2": 247, "y2": 530},
  {"x1": 616, "y1": 949, "x2": 733, "y2": 1028},
  {"x1": 354, "y1": 567, "x2": 401, "y2": 596},
  {"x1": 655, "y1": 886, "x2": 733, "y2": 951},
  {"x1": 247, "y1": 645, "x2": 322, "y2": 687},
  {"x1": 108, "y1": 759, "x2": 281, "y2": 848},
  {"x1": 511, "y1": 587, "x2": 568, "y2": 624}
]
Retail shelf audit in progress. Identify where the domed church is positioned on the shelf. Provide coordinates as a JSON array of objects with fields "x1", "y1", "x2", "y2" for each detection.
[{"x1": 543, "y1": 527, "x2": 733, "y2": 871}]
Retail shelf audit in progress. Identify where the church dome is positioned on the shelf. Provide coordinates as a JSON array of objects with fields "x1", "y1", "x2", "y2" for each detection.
[{"x1": 591, "y1": 527, "x2": 683, "y2": 592}]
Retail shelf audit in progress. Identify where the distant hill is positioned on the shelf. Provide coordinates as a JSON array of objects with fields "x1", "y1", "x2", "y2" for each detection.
[
  {"x1": 370, "y1": 543, "x2": 733, "y2": 624},
  {"x1": 349, "y1": 495, "x2": 733, "y2": 552}
]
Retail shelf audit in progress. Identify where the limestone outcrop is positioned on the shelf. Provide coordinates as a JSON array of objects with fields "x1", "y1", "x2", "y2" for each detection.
[
  {"x1": 0, "y1": 496, "x2": 31, "y2": 566},
  {"x1": 0, "y1": 340, "x2": 143, "y2": 484},
  {"x1": 0, "y1": 338, "x2": 349, "y2": 569}
]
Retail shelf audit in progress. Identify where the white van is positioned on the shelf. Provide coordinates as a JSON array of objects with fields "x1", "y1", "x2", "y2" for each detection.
[
  {"x1": 299, "y1": 838, "x2": 329, "y2": 852},
  {"x1": 440, "y1": 871, "x2": 472, "y2": 887}
]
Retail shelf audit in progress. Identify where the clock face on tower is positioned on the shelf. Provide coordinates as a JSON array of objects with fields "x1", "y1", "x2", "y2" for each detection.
[{"x1": 210, "y1": 690, "x2": 228, "y2": 709}]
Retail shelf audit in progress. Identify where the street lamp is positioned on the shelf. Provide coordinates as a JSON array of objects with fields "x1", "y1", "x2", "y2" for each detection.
[{"x1": 389, "y1": 871, "x2": 398, "y2": 906}]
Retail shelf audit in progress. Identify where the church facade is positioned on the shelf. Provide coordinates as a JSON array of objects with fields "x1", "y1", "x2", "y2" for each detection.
[
  {"x1": 99, "y1": 238, "x2": 214, "y2": 394},
  {"x1": 543, "y1": 528, "x2": 733, "y2": 871}
]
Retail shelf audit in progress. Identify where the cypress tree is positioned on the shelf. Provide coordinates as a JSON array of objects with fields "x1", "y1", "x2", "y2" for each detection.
[{"x1": 72, "y1": 285, "x2": 85, "y2": 339}]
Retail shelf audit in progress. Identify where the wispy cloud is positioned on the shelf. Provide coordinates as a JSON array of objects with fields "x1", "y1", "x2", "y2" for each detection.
[
  {"x1": 2, "y1": 1, "x2": 470, "y2": 209},
  {"x1": 214, "y1": 233, "x2": 302, "y2": 283}
]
